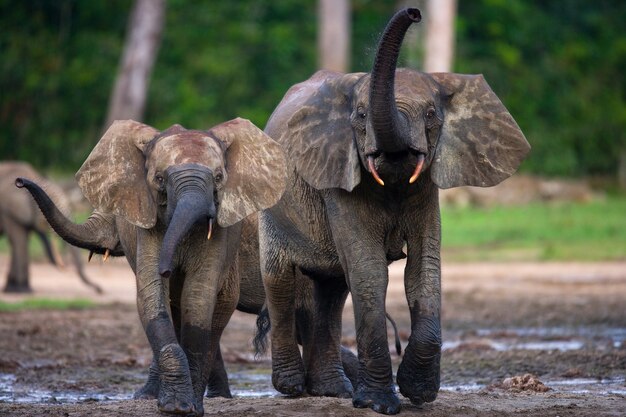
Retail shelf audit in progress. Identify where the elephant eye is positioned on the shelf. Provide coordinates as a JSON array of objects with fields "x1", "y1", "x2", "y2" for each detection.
[
  {"x1": 357, "y1": 106, "x2": 366, "y2": 119},
  {"x1": 155, "y1": 174, "x2": 164, "y2": 185},
  {"x1": 425, "y1": 107, "x2": 436, "y2": 120},
  {"x1": 215, "y1": 172, "x2": 223, "y2": 183}
]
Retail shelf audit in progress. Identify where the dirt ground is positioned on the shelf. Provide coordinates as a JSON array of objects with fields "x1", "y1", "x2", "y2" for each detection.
[{"x1": 0, "y1": 255, "x2": 624, "y2": 416}]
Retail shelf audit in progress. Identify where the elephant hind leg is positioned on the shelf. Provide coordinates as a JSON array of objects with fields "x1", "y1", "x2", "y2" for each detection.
[
  {"x1": 3, "y1": 217, "x2": 31, "y2": 293},
  {"x1": 262, "y1": 256, "x2": 305, "y2": 396},
  {"x1": 133, "y1": 358, "x2": 160, "y2": 399},
  {"x1": 299, "y1": 273, "x2": 352, "y2": 398}
]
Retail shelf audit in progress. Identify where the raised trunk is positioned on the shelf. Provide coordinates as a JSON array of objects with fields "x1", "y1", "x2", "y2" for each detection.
[
  {"x1": 15, "y1": 178, "x2": 122, "y2": 256},
  {"x1": 158, "y1": 192, "x2": 215, "y2": 278},
  {"x1": 369, "y1": 8, "x2": 421, "y2": 153}
]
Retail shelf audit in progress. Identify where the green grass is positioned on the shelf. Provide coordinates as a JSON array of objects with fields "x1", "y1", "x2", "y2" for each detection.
[
  {"x1": 0, "y1": 298, "x2": 95, "y2": 312},
  {"x1": 441, "y1": 195, "x2": 626, "y2": 262}
]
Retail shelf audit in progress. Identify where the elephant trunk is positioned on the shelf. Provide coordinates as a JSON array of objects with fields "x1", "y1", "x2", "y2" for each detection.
[
  {"x1": 15, "y1": 178, "x2": 122, "y2": 255},
  {"x1": 158, "y1": 170, "x2": 216, "y2": 278},
  {"x1": 369, "y1": 8, "x2": 421, "y2": 154}
]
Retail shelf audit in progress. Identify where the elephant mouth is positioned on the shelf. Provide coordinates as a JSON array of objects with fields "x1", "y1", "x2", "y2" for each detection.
[{"x1": 366, "y1": 150, "x2": 426, "y2": 186}]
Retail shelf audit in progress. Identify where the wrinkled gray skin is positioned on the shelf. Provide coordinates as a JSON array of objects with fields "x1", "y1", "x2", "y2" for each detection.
[
  {"x1": 0, "y1": 161, "x2": 102, "y2": 293},
  {"x1": 17, "y1": 118, "x2": 286, "y2": 417},
  {"x1": 260, "y1": 8, "x2": 530, "y2": 415}
]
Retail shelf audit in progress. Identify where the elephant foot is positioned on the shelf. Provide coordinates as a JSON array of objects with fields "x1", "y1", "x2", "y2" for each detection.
[
  {"x1": 396, "y1": 362, "x2": 439, "y2": 405},
  {"x1": 157, "y1": 343, "x2": 198, "y2": 416},
  {"x1": 206, "y1": 382, "x2": 232, "y2": 399},
  {"x1": 3, "y1": 283, "x2": 32, "y2": 293},
  {"x1": 353, "y1": 384, "x2": 400, "y2": 415},
  {"x1": 133, "y1": 361, "x2": 160, "y2": 399},
  {"x1": 272, "y1": 364, "x2": 305, "y2": 396},
  {"x1": 134, "y1": 380, "x2": 159, "y2": 400},
  {"x1": 396, "y1": 327, "x2": 441, "y2": 406},
  {"x1": 340, "y1": 346, "x2": 359, "y2": 387},
  {"x1": 306, "y1": 368, "x2": 353, "y2": 398}
]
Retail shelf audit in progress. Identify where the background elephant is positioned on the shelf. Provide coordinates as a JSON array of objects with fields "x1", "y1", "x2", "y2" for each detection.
[
  {"x1": 17, "y1": 118, "x2": 286, "y2": 416},
  {"x1": 259, "y1": 8, "x2": 530, "y2": 415},
  {"x1": 0, "y1": 161, "x2": 102, "y2": 293}
]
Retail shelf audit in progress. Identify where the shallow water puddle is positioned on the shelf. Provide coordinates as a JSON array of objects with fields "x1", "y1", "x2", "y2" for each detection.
[
  {"x1": 2, "y1": 371, "x2": 625, "y2": 404},
  {"x1": 443, "y1": 326, "x2": 625, "y2": 352}
]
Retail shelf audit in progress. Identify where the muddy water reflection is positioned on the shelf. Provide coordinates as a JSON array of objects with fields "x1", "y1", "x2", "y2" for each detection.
[{"x1": 1, "y1": 325, "x2": 624, "y2": 404}]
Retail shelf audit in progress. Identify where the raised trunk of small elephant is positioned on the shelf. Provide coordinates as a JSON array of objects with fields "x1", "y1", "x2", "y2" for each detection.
[
  {"x1": 369, "y1": 8, "x2": 421, "y2": 154},
  {"x1": 15, "y1": 178, "x2": 121, "y2": 256}
]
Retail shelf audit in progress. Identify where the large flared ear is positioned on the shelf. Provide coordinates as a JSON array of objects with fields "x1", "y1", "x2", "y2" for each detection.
[
  {"x1": 209, "y1": 118, "x2": 287, "y2": 227},
  {"x1": 429, "y1": 73, "x2": 530, "y2": 189},
  {"x1": 274, "y1": 71, "x2": 363, "y2": 192},
  {"x1": 76, "y1": 120, "x2": 159, "y2": 228}
]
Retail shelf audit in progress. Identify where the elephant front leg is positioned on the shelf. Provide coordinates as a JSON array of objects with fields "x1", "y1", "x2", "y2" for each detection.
[
  {"x1": 136, "y1": 251, "x2": 196, "y2": 414},
  {"x1": 348, "y1": 263, "x2": 400, "y2": 415},
  {"x1": 396, "y1": 223, "x2": 442, "y2": 405}
]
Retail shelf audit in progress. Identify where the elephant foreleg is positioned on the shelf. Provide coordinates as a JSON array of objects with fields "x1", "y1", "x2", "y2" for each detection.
[
  {"x1": 135, "y1": 238, "x2": 195, "y2": 415},
  {"x1": 396, "y1": 207, "x2": 442, "y2": 405},
  {"x1": 205, "y1": 273, "x2": 239, "y2": 399}
]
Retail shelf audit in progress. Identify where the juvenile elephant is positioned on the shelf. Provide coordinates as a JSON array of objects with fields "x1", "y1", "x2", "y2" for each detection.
[
  {"x1": 17, "y1": 118, "x2": 286, "y2": 416},
  {"x1": 259, "y1": 8, "x2": 530, "y2": 414},
  {"x1": 0, "y1": 161, "x2": 102, "y2": 293}
]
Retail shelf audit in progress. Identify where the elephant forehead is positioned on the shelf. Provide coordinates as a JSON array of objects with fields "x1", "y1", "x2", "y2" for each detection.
[
  {"x1": 355, "y1": 69, "x2": 435, "y2": 102},
  {"x1": 151, "y1": 133, "x2": 223, "y2": 167}
]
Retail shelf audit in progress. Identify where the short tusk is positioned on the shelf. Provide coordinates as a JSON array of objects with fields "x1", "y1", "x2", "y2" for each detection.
[
  {"x1": 207, "y1": 218, "x2": 213, "y2": 240},
  {"x1": 103, "y1": 249, "x2": 110, "y2": 262},
  {"x1": 88, "y1": 251, "x2": 94, "y2": 263},
  {"x1": 409, "y1": 154, "x2": 425, "y2": 184},
  {"x1": 368, "y1": 156, "x2": 385, "y2": 186}
]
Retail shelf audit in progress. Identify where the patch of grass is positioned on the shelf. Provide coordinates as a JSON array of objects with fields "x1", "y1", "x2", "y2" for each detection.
[
  {"x1": 441, "y1": 196, "x2": 626, "y2": 262},
  {"x1": 0, "y1": 298, "x2": 95, "y2": 312}
]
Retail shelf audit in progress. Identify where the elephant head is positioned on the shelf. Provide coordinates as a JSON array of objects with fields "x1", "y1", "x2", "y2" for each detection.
[
  {"x1": 280, "y1": 8, "x2": 530, "y2": 191},
  {"x1": 18, "y1": 118, "x2": 286, "y2": 277}
]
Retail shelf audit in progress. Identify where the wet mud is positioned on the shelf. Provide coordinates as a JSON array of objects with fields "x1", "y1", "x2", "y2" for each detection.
[{"x1": 0, "y1": 257, "x2": 624, "y2": 416}]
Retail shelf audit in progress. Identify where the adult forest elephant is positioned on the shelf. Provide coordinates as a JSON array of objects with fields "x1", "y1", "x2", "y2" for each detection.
[
  {"x1": 0, "y1": 161, "x2": 102, "y2": 293},
  {"x1": 17, "y1": 118, "x2": 286, "y2": 416},
  {"x1": 259, "y1": 8, "x2": 530, "y2": 415}
]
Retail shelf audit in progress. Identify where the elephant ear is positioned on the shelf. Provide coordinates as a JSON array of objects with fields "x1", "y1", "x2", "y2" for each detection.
[
  {"x1": 271, "y1": 71, "x2": 364, "y2": 191},
  {"x1": 429, "y1": 73, "x2": 530, "y2": 189},
  {"x1": 76, "y1": 120, "x2": 159, "y2": 228},
  {"x1": 208, "y1": 118, "x2": 287, "y2": 227}
]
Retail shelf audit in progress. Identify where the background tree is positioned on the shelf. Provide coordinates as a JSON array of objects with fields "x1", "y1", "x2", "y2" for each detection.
[
  {"x1": 1, "y1": 0, "x2": 624, "y2": 186},
  {"x1": 423, "y1": 0, "x2": 456, "y2": 72},
  {"x1": 104, "y1": 0, "x2": 165, "y2": 131},
  {"x1": 318, "y1": 0, "x2": 350, "y2": 72}
]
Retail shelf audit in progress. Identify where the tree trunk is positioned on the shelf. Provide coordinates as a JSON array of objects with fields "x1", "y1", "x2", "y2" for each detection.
[
  {"x1": 423, "y1": 0, "x2": 456, "y2": 72},
  {"x1": 318, "y1": 0, "x2": 350, "y2": 72},
  {"x1": 104, "y1": 0, "x2": 165, "y2": 130}
]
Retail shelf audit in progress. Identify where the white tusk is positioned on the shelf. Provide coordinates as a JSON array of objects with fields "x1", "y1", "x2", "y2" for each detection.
[
  {"x1": 409, "y1": 154, "x2": 425, "y2": 184},
  {"x1": 368, "y1": 156, "x2": 385, "y2": 186},
  {"x1": 207, "y1": 218, "x2": 214, "y2": 240}
]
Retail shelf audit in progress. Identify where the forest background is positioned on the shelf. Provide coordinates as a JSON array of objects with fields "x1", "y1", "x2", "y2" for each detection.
[{"x1": 1, "y1": 0, "x2": 625, "y2": 184}]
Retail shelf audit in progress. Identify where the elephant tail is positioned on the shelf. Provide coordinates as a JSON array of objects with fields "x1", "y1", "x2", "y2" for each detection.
[
  {"x1": 386, "y1": 312, "x2": 402, "y2": 356},
  {"x1": 253, "y1": 305, "x2": 271, "y2": 356}
]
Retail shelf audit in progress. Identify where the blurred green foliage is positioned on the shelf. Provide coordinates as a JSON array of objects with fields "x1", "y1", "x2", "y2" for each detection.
[
  {"x1": 1, "y1": 0, "x2": 625, "y2": 178},
  {"x1": 441, "y1": 195, "x2": 626, "y2": 262}
]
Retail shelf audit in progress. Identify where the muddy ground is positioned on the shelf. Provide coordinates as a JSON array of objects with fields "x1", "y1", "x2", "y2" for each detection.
[{"x1": 0, "y1": 255, "x2": 624, "y2": 416}]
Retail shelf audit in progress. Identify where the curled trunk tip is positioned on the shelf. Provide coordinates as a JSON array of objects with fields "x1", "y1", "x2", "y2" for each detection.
[
  {"x1": 369, "y1": 8, "x2": 422, "y2": 154},
  {"x1": 405, "y1": 8, "x2": 422, "y2": 23}
]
